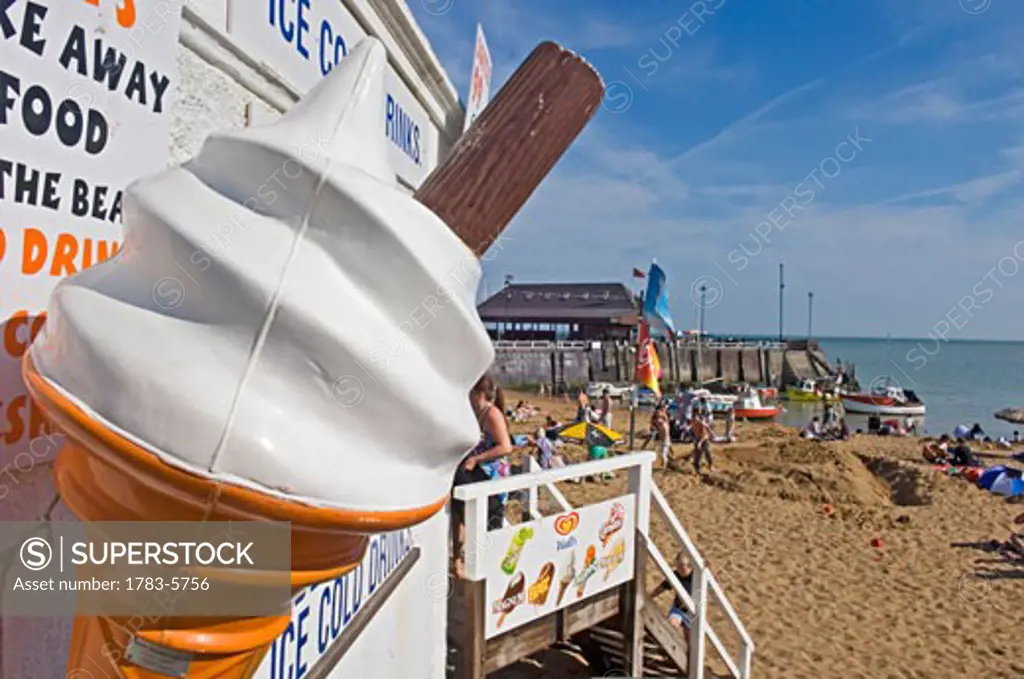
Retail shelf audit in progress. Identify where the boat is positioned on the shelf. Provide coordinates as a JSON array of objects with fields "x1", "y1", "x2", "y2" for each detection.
[
  {"x1": 785, "y1": 378, "x2": 841, "y2": 402},
  {"x1": 586, "y1": 382, "x2": 632, "y2": 400},
  {"x1": 732, "y1": 389, "x2": 783, "y2": 420},
  {"x1": 757, "y1": 386, "x2": 779, "y2": 400},
  {"x1": 670, "y1": 388, "x2": 737, "y2": 416},
  {"x1": 637, "y1": 387, "x2": 660, "y2": 406},
  {"x1": 840, "y1": 383, "x2": 926, "y2": 416},
  {"x1": 692, "y1": 389, "x2": 737, "y2": 414}
]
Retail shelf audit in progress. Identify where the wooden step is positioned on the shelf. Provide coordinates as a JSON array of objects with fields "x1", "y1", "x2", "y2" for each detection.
[
  {"x1": 591, "y1": 639, "x2": 669, "y2": 661},
  {"x1": 586, "y1": 632, "x2": 667, "y2": 656}
]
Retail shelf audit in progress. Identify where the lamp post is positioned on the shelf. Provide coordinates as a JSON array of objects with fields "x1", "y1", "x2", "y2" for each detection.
[
  {"x1": 778, "y1": 263, "x2": 785, "y2": 342},
  {"x1": 699, "y1": 284, "x2": 707, "y2": 337},
  {"x1": 501, "y1": 274, "x2": 514, "y2": 339},
  {"x1": 807, "y1": 291, "x2": 814, "y2": 341},
  {"x1": 697, "y1": 284, "x2": 707, "y2": 387}
]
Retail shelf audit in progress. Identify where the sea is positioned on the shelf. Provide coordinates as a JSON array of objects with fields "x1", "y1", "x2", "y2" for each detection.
[{"x1": 775, "y1": 337, "x2": 1024, "y2": 440}]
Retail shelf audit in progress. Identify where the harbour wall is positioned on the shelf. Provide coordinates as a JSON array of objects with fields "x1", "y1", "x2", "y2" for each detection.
[{"x1": 490, "y1": 341, "x2": 839, "y2": 391}]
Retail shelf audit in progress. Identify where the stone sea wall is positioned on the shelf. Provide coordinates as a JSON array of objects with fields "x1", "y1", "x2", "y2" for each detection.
[{"x1": 490, "y1": 342, "x2": 804, "y2": 391}]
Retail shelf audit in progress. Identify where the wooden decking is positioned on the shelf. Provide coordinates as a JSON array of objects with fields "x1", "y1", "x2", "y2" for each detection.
[{"x1": 448, "y1": 578, "x2": 623, "y2": 677}]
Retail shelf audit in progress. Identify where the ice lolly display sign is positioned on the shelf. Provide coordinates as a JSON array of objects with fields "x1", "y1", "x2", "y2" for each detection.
[
  {"x1": 482, "y1": 495, "x2": 636, "y2": 639},
  {"x1": 0, "y1": 1, "x2": 182, "y2": 452}
]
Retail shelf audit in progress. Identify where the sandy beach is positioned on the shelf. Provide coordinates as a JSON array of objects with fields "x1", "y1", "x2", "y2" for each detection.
[{"x1": 493, "y1": 392, "x2": 1024, "y2": 679}]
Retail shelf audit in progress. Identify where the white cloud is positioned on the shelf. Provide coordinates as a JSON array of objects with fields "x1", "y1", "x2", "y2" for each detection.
[
  {"x1": 876, "y1": 170, "x2": 1022, "y2": 206},
  {"x1": 626, "y1": 76, "x2": 824, "y2": 190}
]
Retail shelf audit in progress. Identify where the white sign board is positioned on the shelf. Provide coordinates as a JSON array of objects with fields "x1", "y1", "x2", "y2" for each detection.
[
  {"x1": 0, "y1": 1, "x2": 182, "y2": 451},
  {"x1": 483, "y1": 495, "x2": 636, "y2": 639},
  {"x1": 463, "y1": 23, "x2": 492, "y2": 132},
  {"x1": 229, "y1": 0, "x2": 440, "y2": 188},
  {"x1": 254, "y1": 528, "x2": 415, "y2": 679}
]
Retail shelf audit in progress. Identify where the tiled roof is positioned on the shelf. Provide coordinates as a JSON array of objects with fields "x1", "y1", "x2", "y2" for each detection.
[{"x1": 477, "y1": 283, "x2": 637, "y2": 321}]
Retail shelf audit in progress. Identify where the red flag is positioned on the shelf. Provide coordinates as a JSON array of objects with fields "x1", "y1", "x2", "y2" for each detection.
[{"x1": 632, "y1": 267, "x2": 646, "y2": 279}]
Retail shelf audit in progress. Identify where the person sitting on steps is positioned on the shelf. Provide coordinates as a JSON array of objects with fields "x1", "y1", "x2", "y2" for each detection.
[{"x1": 650, "y1": 551, "x2": 695, "y2": 648}]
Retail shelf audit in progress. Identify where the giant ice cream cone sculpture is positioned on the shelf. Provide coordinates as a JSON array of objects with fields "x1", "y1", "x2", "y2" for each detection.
[{"x1": 23, "y1": 37, "x2": 492, "y2": 677}]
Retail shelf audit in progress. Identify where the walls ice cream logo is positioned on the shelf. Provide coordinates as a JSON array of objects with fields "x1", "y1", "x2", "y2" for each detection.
[
  {"x1": 555, "y1": 511, "x2": 579, "y2": 551},
  {"x1": 554, "y1": 511, "x2": 579, "y2": 536},
  {"x1": 598, "y1": 503, "x2": 626, "y2": 546}
]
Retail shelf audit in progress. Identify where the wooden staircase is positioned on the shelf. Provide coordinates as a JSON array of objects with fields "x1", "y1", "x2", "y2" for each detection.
[
  {"x1": 448, "y1": 453, "x2": 754, "y2": 679},
  {"x1": 582, "y1": 606, "x2": 688, "y2": 677}
]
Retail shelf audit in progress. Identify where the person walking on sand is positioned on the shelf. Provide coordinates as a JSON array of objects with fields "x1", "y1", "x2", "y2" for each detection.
[
  {"x1": 597, "y1": 388, "x2": 614, "y2": 429},
  {"x1": 691, "y1": 411, "x2": 714, "y2": 474},
  {"x1": 643, "y1": 402, "x2": 673, "y2": 467}
]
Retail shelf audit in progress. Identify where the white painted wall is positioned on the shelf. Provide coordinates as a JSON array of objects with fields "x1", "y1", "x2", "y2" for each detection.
[
  {"x1": 254, "y1": 514, "x2": 451, "y2": 679},
  {"x1": 1, "y1": 2, "x2": 462, "y2": 676}
]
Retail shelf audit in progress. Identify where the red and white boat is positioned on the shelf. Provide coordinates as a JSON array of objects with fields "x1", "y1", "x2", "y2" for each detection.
[
  {"x1": 732, "y1": 389, "x2": 783, "y2": 420},
  {"x1": 840, "y1": 383, "x2": 926, "y2": 416}
]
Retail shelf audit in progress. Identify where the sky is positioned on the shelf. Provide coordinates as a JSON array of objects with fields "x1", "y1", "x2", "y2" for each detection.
[{"x1": 408, "y1": 0, "x2": 1024, "y2": 341}]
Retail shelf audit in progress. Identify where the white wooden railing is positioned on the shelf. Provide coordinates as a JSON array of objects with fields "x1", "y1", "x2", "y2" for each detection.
[
  {"x1": 492, "y1": 340, "x2": 593, "y2": 350},
  {"x1": 452, "y1": 453, "x2": 754, "y2": 679},
  {"x1": 491, "y1": 339, "x2": 786, "y2": 351}
]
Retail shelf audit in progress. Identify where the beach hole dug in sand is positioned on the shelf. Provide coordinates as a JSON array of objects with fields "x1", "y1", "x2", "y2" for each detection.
[
  {"x1": 858, "y1": 455, "x2": 935, "y2": 507},
  {"x1": 703, "y1": 441, "x2": 934, "y2": 508}
]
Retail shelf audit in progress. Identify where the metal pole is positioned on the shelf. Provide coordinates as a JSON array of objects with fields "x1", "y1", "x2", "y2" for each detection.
[
  {"x1": 628, "y1": 386, "x2": 638, "y2": 451},
  {"x1": 699, "y1": 284, "x2": 707, "y2": 337},
  {"x1": 629, "y1": 291, "x2": 644, "y2": 450},
  {"x1": 501, "y1": 274, "x2": 513, "y2": 340},
  {"x1": 807, "y1": 291, "x2": 814, "y2": 340},
  {"x1": 698, "y1": 284, "x2": 707, "y2": 388},
  {"x1": 778, "y1": 263, "x2": 784, "y2": 342}
]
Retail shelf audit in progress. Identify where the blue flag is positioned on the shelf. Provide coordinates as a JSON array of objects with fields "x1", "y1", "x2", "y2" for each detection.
[{"x1": 642, "y1": 262, "x2": 675, "y2": 338}]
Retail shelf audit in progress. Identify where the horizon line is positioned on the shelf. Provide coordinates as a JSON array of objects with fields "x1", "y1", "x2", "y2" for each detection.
[{"x1": 736, "y1": 334, "x2": 1024, "y2": 344}]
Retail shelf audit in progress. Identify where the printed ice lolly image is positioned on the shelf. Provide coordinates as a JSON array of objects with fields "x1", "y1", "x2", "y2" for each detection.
[
  {"x1": 557, "y1": 550, "x2": 576, "y2": 605},
  {"x1": 497, "y1": 572, "x2": 526, "y2": 628},
  {"x1": 576, "y1": 544, "x2": 597, "y2": 598},
  {"x1": 528, "y1": 562, "x2": 556, "y2": 606},
  {"x1": 501, "y1": 526, "x2": 534, "y2": 575}
]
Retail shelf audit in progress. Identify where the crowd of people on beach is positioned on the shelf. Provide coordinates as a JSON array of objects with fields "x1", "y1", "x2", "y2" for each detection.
[
  {"x1": 637, "y1": 394, "x2": 731, "y2": 475},
  {"x1": 799, "y1": 403, "x2": 851, "y2": 441}
]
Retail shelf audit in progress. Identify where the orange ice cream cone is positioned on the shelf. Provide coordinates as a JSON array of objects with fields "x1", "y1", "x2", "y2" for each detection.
[{"x1": 26, "y1": 352, "x2": 434, "y2": 677}]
